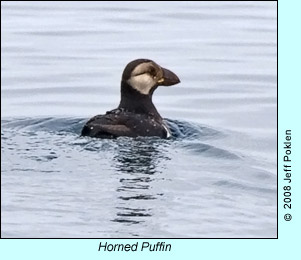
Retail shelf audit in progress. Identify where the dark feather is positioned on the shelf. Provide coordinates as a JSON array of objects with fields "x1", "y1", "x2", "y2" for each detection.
[{"x1": 81, "y1": 110, "x2": 167, "y2": 138}]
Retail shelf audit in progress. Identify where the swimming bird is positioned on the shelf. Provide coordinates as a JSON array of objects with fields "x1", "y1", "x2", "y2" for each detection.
[{"x1": 81, "y1": 59, "x2": 180, "y2": 138}]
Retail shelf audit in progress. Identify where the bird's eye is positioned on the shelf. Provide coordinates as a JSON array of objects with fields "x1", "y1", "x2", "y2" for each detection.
[{"x1": 149, "y1": 67, "x2": 156, "y2": 76}]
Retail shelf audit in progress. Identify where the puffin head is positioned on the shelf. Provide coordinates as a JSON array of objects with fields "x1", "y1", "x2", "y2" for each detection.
[{"x1": 121, "y1": 59, "x2": 180, "y2": 95}]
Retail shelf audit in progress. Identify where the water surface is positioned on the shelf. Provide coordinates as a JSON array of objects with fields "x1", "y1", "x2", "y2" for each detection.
[{"x1": 1, "y1": 1, "x2": 277, "y2": 238}]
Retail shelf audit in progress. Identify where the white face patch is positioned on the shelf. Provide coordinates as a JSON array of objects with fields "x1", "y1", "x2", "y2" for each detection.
[
  {"x1": 131, "y1": 62, "x2": 154, "y2": 76},
  {"x1": 127, "y1": 62, "x2": 160, "y2": 95},
  {"x1": 127, "y1": 74, "x2": 157, "y2": 95}
]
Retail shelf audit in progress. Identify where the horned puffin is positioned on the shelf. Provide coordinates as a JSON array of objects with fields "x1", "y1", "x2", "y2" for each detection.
[{"x1": 81, "y1": 59, "x2": 180, "y2": 139}]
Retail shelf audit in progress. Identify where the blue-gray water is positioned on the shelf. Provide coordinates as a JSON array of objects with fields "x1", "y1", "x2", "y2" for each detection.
[{"x1": 1, "y1": 1, "x2": 277, "y2": 238}]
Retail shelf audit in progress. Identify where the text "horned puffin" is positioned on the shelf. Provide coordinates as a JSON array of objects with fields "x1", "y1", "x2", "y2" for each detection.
[{"x1": 81, "y1": 59, "x2": 180, "y2": 138}]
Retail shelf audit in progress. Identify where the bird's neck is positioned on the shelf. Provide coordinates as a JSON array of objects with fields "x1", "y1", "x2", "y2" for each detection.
[{"x1": 118, "y1": 81, "x2": 162, "y2": 120}]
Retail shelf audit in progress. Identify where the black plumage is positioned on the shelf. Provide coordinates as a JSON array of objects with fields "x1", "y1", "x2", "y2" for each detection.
[{"x1": 81, "y1": 59, "x2": 180, "y2": 139}]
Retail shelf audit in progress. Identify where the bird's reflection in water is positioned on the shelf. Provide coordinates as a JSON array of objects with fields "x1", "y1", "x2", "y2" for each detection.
[{"x1": 111, "y1": 137, "x2": 170, "y2": 225}]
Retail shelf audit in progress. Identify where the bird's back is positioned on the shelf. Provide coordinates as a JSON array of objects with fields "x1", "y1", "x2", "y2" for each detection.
[{"x1": 81, "y1": 108, "x2": 168, "y2": 138}]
